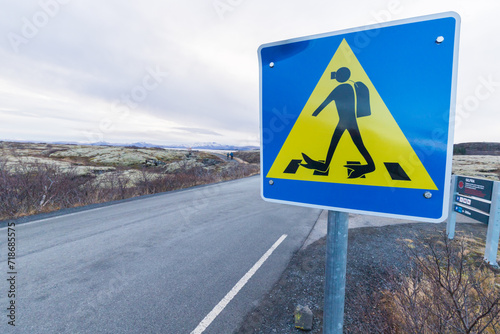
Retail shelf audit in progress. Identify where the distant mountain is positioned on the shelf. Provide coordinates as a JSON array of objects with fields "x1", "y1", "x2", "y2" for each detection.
[
  {"x1": 163, "y1": 142, "x2": 259, "y2": 151},
  {"x1": 88, "y1": 141, "x2": 117, "y2": 147},
  {"x1": 86, "y1": 141, "x2": 259, "y2": 151},
  {"x1": 51, "y1": 141, "x2": 81, "y2": 145},
  {"x1": 123, "y1": 142, "x2": 162, "y2": 148},
  {"x1": 0, "y1": 139, "x2": 259, "y2": 151}
]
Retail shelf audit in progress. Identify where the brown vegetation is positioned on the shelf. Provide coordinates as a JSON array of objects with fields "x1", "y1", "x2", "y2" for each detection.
[
  {"x1": 0, "y1": 142, "x2": 260, "y2": 221},
  {"x1": 350, "y1": 233, "x2": 500, "y2": 333},
  {"x1": 454, "y1": 142, "x2": 500, "y2": 156}
]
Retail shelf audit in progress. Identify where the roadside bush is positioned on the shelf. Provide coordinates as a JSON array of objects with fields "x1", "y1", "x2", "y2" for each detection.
[
  {"x1": 218, "y1": 163, "x2": 260, "y2": 180},
  {"x1": 0, "y1": 158, "x2": 92, "y2": 219},
  {"x1": 350, "y1": 233, "x2": 500, "y2": 334},
  {"x1": 0, "y1": 157, "x2": 260, "y2": 221},
  {"x1": 384, "y1": 233, "x2": 500, "y2": 334}
]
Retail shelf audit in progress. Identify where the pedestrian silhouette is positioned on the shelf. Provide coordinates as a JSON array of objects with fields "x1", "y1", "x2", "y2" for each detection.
[{"x1": 300, "y1": 67, "x2": 375, "y2": 178}]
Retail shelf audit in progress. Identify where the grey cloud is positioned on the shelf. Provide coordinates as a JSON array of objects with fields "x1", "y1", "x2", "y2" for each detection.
[
  {"x1": 0, "y1": 1, "x2": 499, "y2": 146},
  {"x1": 174, "y1": 127, "x2": 222, "y2": 136}
]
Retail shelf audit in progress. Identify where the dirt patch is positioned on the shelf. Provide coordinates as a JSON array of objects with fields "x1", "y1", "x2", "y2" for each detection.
[
  {"x1": 452, "y1": 155, "x2": 500, "y2": 180},
  {"x1": 236, "y1": 222, "x2": 499, "y2": 333}
]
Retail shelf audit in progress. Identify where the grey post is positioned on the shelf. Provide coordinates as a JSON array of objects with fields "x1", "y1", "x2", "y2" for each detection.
[
  {"x1": 484, "y1": 181, "x2": 500, "y2": 266},
  {"x1": 447, "y1": 175, "x2": 458, "y2": 239},
  {"x1": 323, "y1": 210, "x2": 349, "y2": 333}
]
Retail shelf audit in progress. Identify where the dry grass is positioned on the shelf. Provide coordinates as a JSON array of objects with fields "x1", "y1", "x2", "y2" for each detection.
[
  {"x1": 452, "y1": 155, "x2": 500, "y2": 180},
  {"x1": 382, "y1": 233, "x2": 500, "y2": 334},
  {"x1": 346, "y1": 232, "x2": 500, "y2": 334}
]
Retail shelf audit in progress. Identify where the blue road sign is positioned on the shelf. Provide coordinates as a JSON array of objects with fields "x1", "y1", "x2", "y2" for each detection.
[
  {"x1": 259, "y1": 12, "x2": 460, "y2": 222},
  {"x1": 454, "y1": 205, "x2": 490, "y2": 224}
]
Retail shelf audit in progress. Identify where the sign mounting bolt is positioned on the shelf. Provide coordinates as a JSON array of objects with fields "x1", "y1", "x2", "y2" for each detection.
[
  {"x1": 269, "y1": 62, "x2": 275, "y2": 68},
  {"x1": 269, "y1": 180, "x2": 274, "y2": 185},
  {"x1": 435, "y1": 36, "x2": 444, "y2": 44},
  {"x1": 424, "y1": 191, "x2": 432, "y2": 199}
]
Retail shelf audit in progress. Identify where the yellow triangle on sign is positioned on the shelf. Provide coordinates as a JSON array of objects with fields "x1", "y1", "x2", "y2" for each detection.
[{"x1": 267, "y1": 39, "x2": 437, "y2": 190}]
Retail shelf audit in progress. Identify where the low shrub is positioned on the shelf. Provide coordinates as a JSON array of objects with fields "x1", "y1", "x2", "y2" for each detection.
[
  {"x1": 0, "y1": 158, "x2": 260, "y2": 221},
  {"x1": 350, "y1": 233, "x2": 500, "y2": 333}
]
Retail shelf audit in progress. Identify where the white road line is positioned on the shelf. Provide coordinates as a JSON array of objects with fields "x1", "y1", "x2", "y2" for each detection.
[
  {"x1": 0, "y1": 206, "x2": 106, "y2": 231},
  {"x1": 190, "y1": 234, "x2": 288, "y2": 334}
]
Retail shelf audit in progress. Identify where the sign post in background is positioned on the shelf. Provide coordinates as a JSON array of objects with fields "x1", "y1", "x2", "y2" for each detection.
[
  {"x1": 448, "y1": 175, "x2": 499, "y2": 266},
  {"x1": 447, "y1": 175, "x2": 458, "y2": 239}
]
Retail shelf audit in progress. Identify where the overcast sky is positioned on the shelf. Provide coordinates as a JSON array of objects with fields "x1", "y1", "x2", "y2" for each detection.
[{"x1": 0, "y1": 0, "x2": 498, "y2": 146}]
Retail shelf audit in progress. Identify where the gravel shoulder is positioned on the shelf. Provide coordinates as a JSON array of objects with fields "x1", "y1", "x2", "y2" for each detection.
[{"x1": 235, "y1": 215, "x2": 498, "y2": 333}]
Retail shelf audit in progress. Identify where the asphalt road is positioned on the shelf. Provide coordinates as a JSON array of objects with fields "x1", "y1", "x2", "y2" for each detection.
[{"x1": 0, "y1": 175, "x2": 321, "y2": 333}]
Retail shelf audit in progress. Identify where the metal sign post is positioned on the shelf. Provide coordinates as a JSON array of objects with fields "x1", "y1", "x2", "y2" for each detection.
[
  {"x1": 447, "y1": 175, "x2": 458, "y2": 239},
  {"x1": 484, "y1": 182, "x2": 500, "y2": 265},
  {"x1": 323, "y1": 211, "x2": 349, "y2": 333}
]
